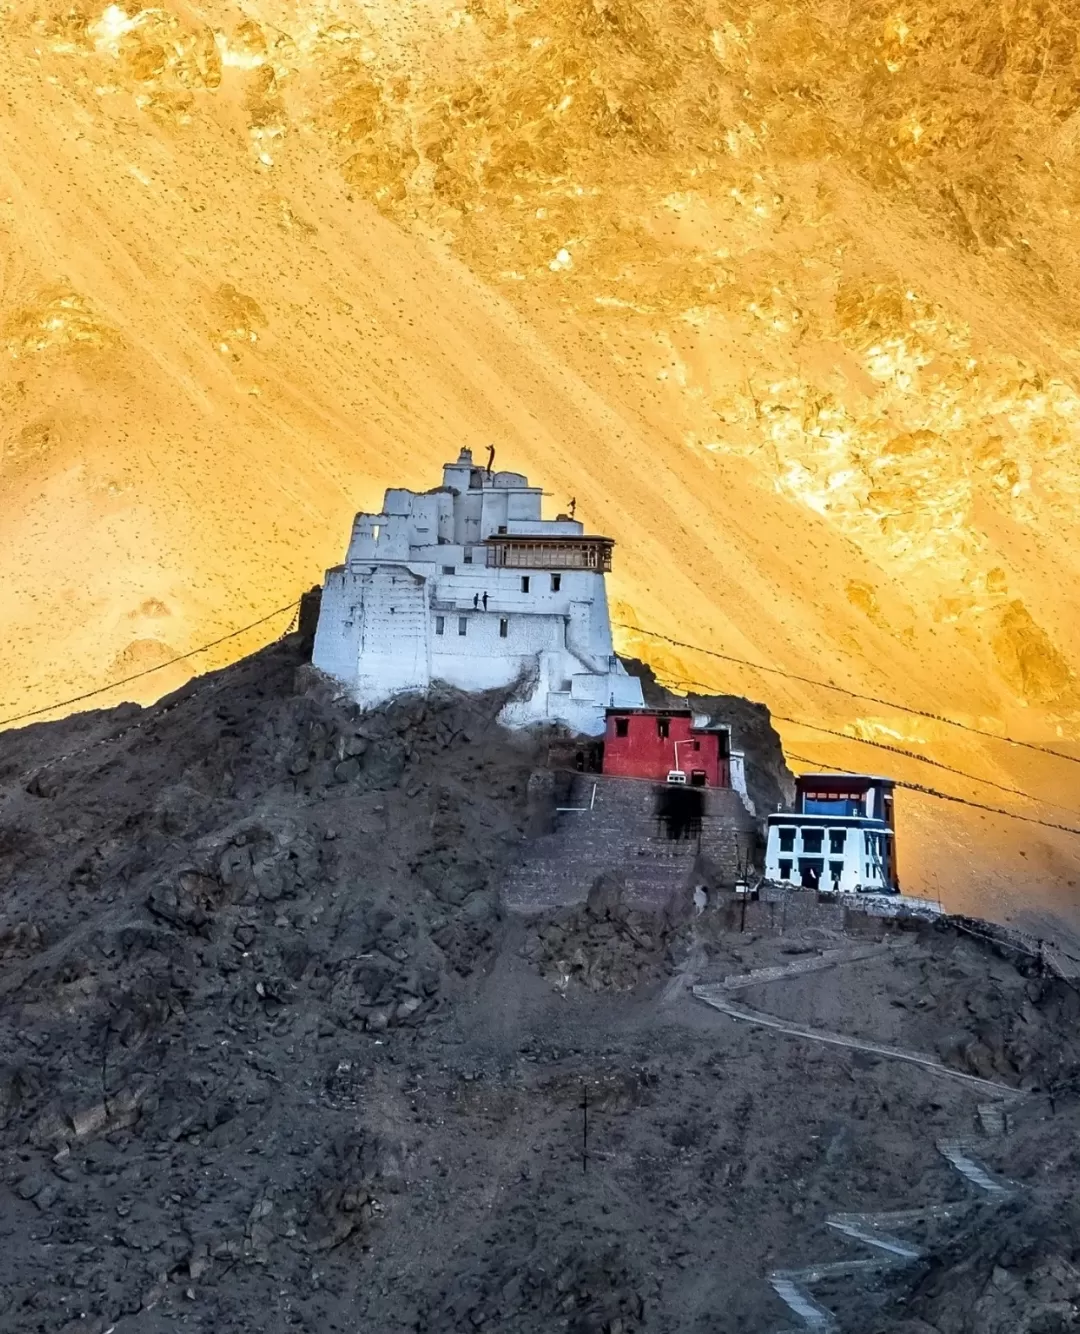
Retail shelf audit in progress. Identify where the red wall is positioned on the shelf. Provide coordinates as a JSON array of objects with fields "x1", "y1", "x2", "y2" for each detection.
[{"x1": 602, "y1": 712, "x2": 729, "y2": 786}]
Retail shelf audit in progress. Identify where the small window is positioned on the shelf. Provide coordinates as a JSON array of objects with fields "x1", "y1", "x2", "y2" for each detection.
[
  {"x1": 521, "y1": 575, "x2": 530, "y2": 592},
  {"x1": 435, "y1": 616, "x2": 445, "y2": 635},
  {"x1": 614, "y1": 717, "x2": 629, "y2": 738},
  {"x1": 458, "y1": 617, "x2": 468, "y2": 636},
  {"x1": 499, "y1": 617, "x2": 508, "y2": 638},
  {"x1": 372, "y1": 523, "x2": 381, "y2": 539},
  {"x1": 778, "y1": 859, "x2": 792, "y2": 880},
  {"x1": 442, "y1": 564, "x2": 455, "y2": 575},
  {"x1": 829, "y1": 860, "x2": 843, "y2": 884},
  {"x1": 656, "y1": 717, "x2": 670, "y2": 739},
  {"x1": 802, "y1": 828, "x2": 824, "y2": 854},
  {"x1": 829, "y1": 829, "x2": 847, "y2": 855},
  {"x1": 690, "y1": 770, "x2": 707, "y2": 787},
  {"x1": 551, "y1": 573, "x2": 561, "y2": 592},
  {"x1": 692, "y1": 740, "x2": 700, "y2": 751},
  {"x1": 498, "y1": 525, "x2": 508, "y2": 534},
  {"x1": 778, "y1": 827, "x2": 796, "y2": 852},
  {"x1": 463, "y1": 548, "x2": 473, "y2": 564}
]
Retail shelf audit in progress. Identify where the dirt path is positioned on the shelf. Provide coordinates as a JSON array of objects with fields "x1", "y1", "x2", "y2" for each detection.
[{"x1": 693, "y1": 986, "x2": 1021, "y2": 1096}]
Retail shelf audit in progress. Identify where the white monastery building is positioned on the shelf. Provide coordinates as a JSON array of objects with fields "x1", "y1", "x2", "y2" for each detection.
[
  {"x1": 764, "y1": 773, "x2": 900, "y2": 895},
  {"x1": 312, "y1": 448, "x2": 645, "y2": 734}
]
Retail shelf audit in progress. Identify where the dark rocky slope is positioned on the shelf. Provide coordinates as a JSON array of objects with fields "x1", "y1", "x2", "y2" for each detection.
[{"x1": 0, "y1": 630, "x2": 1077, "y2": 1333}]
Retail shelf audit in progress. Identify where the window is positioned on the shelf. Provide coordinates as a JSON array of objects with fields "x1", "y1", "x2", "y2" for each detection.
[
  {"x1": 802, "y1": 828, "x2": 824, "y2": 854},
  {"x1": 551, "y1": 574, "x2": 561, "y2": 592},
  {"x1": 442, "y1": 564, "x2": 455, "y2": 575},
  {"x1": 614, "y1": 717, "x2": 629, "y2": 738},
  {"x1": 498, "y1": 525, "x2": 508, "y2": 534},
  {"x1": 778, "y1": 827, "x2": 796, "y2": 852},
  {"x1": 435, "y1": 616, "x2": 445, "y2": 635},
  {"x1": 521, "y1": 575, "x2": 530, "y2": 592},
  {"x1": 458, "y1": 617, "x2": 467, "y2": 636},
  {"x1": 829, "y1": 829, "x2": 847, "y2": 855},
  {"x1": 372, "y1": 523, "x2": 381, "y2": 540},
  {"x1": 690, "y1": 770, "x2": 707, "y2": 787},
  {"x1": 778, "y1": 859, "x2": 792, "y2": 880},
  {"x1": 656, "y1": 717, "x2": 670, "y2": 739},
  {"x1": 829, "y1": 860, "x2": 844, "y2": 885},
  {"x1": 692, "y1": 740, "x2": 700, "y2": 751},
  {"x1": 463, "y1": 548, "x2": 473, "y2": 564},
  {"x1": 499, "y1": 618, "x2": 508, "y2": 638}
]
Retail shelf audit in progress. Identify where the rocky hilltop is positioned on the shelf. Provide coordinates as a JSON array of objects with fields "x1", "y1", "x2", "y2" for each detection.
[
  {"x1": 5, "y1": 0, "x2": 1080, "y2": 910},
  {"x1": 0, "y1": 628, "x2": 1078, "y2": 1332}
]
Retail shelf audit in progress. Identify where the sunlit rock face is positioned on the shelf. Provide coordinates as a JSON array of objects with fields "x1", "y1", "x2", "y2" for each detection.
[{"x1": 2, "y1": 0, "x2": 1080, "y2": 920}]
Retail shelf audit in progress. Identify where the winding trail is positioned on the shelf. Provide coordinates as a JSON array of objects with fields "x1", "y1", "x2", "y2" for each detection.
[
  {"x1": 690, "y1": 949, "x2": 1025, "y2": 1330},
  {"x1": 692, "y1": 985, "x2": 1019, "y2": 1097},
  {"x1": 717, "y1": 940, "x2": 915, "y2": 992}
]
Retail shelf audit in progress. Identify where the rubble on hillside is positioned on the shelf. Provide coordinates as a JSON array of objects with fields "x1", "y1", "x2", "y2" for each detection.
[
  {"x1": 0, "y1": 630, "x2": 1078, "y2": 1333},
  {"x1": 522, "y1": 872, "x2": 685, "y2": 992}
]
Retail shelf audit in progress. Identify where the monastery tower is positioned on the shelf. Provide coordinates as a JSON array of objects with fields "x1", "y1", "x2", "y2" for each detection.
[{"x1": 312, "y1": 448, "x2": 645, "y2": 734}]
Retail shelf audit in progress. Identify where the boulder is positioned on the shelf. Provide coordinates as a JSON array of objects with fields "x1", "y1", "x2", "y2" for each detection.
[{"x1": 586, "y1": 873, "x2": 627, "y2": 920}]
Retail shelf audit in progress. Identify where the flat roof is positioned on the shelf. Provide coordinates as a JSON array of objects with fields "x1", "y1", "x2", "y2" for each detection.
[
  {"x1": 486, "y1": 533, "x2": 614, "y2": 545},
  {"x1": 767, "y1": 813, "x2": 893, "y2": 829},
  {"x1": 797, "y1": 773, "x2": 895, "y2": 786},
  {"x1": 606, "y1": 707, "x2": 693, "y2": 716},
  {"x1": 604, "y1": 708, "x2": 729, "y2": 731}
]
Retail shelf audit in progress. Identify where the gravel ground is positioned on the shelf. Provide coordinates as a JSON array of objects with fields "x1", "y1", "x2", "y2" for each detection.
[{"x1": 0, "y1": 631, "x2": 1077, "y2": 1333}]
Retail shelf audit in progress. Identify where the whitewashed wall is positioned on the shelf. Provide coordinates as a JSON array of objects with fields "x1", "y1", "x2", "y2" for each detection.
[{"x1": 312, "y1": 454, "x2": 644, "y2": 733}]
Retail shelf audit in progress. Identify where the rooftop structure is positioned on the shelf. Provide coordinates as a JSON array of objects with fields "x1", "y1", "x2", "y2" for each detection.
[
  {"x1": 311, "y1": 448, "x2": 645, "y2": 734},
  {"x1": 764, "y1": 773, "x2": 899, "y2": 895}
]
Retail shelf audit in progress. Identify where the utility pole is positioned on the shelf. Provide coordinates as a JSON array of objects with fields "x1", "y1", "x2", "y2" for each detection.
[{"x1": 581, "y1": 1083, "x2": 588, "y2": 1174}]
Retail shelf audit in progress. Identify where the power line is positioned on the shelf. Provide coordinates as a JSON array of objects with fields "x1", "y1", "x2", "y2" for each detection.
[
  {"x1": 4, "y1": 601, "x2": 1077, "y2": 844},
  {"x1": 769, "y1": 713, "x2": 1080, "y2": 821},
  {"x1": 618, "y1": 624, "x2": 1080, "y2": 769},
  {"x1": 0, "y1": 600, "x2": 301, "y2": 731},
  {"x1": 784, "y1": 752, "x2": 1080, "y2": 839},
  {"x1": 670, "y1": 673, "x2": 1080, "y2": 822}
]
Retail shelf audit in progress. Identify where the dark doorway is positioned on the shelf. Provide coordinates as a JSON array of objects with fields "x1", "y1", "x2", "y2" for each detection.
[{"x1": 798, "y1": 859, "x2": 823, "y2": 889}]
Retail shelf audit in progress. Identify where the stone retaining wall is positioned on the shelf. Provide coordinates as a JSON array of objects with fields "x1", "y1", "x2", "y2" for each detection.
[{"x1": 502, "y1": 772, "x2": 761, "y2": 913}]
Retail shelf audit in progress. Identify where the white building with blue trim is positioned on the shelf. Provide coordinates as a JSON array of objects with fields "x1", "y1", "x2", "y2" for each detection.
[
  {"x1": 312, "y1": 448, "x2": 645, "y2": 734},
  {"x1": 764, "y1": 773, "x2": 899, "y2": 894}
]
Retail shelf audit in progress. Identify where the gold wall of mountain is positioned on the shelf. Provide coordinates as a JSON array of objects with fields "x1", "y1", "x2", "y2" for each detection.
[{"x1": 2, "y1": 0, "x2": 1080, "y2": 918}]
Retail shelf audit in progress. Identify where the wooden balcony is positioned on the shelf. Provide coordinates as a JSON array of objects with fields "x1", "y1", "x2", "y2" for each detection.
[{"x1": 484, "y1": 535, "x2": 614, "y2": 571}]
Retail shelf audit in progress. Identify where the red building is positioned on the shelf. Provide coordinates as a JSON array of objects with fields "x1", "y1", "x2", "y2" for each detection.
[{"x1": 602, "y1": 709, "x2": 731, "y2": 787}]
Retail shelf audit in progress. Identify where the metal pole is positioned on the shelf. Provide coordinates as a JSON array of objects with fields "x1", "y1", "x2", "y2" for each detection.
[{"x1": 581, "y1": 1084, "x2": 588, "y2": 1173}]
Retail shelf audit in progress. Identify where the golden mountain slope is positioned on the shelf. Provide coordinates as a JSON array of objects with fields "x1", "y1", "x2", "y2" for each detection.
[{"x1": 2, "y1": 0, "x2": 1080, "y2": 922}]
